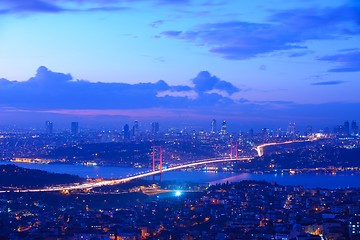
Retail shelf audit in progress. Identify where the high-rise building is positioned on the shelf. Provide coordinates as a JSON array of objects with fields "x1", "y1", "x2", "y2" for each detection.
[
  {"x1": 351, "y1": 121, "x2": 358, "y2": 136},
  {"x1": 349, "y1": 216, "x2": 360, "y2": 239},
  {"x1": 344, "y1": 121, "x2": 350, "y2": 136},
  {"x1": 262, "y1": 128, "x2": 270, "y2": 139},
  {"x1": 334, "y1": 125, "x2": 343, "y2": 136},
  {"x1": 249, "y1": 129, "x2": 254, "y2": 138},
  {"x1": 323, "y1": 127, "x2": 330, "y2": 135},
  {"x1": 134, "y1": 120, "x2": 139, "y2": 131},
  {"x1": 71, "y1": 122, "x2": 79, "y2": 135},
  {"x1": 45, "y1": 121, "x2": 53, "y2": 134},
  {"x1": 306, "y1": 125, "x2": 312, "y2": 136},
  {"x1": 132, "y1": 120, "x2": 140, "y2": 138},
  {"x1": 123, "y1": 124, "x2": 130, "y2": 141},
  {"x1": 151, "y1": 122, "x2": 159, "y2": 134},
  {"x1": 287, "y1": 122, "x2": 296, "y2": 136},
  {"x1": 211, "y1": 119, "x2": 217, "y2": 133},
  {"x1": 220, "y1": 120, "x2": 227, "y2": 135}
]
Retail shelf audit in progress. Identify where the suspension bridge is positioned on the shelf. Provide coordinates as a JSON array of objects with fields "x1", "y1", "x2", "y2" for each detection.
[{"x1": 0, "y1": 140, "x2": 306, "y2": 193}]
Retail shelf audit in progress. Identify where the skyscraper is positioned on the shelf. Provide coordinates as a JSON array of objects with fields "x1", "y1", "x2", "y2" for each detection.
[
  {"x1": 262, "y1": 128, "x2": 270, "y2": 139},
  {"x1": 132, "y1": 120, "x2": 139, "y2": 138},
  {"x1": 151, "y1": 122, "x2": 159, "y2": 134},
  {"x1": 287, "y1": 122, "x2": 296, "y2": 136},
  {"x1": 134, "y1": 120, "x2": 139, "y2": 131},
  {"x1": 306, "y1": 125, "x2": 312, "y2": 136},
  {"x1": 344, "y1": 121, "x2": 350, "y2": 136},
  {"x1": 211, "y1": 119, "x2": 217, "y2": 133},
  {"x1": 220, "y1": 120, "x2": 227, "y2": 135},
  {"x1": 71, "y1": 122, "x2": 79, "y2": 135},
  {"x1": 123, "y1": 124, "x2": 130, "y2": 141},
  {"x1": 334, "y1": 125, "x2": 343, "y2": 136},
  {"x1": 351, "y1": 121, "x2": 358, "y2": 136},
  {"x1": 45, "y1": 121, "x2": 53, "y2": 134}
]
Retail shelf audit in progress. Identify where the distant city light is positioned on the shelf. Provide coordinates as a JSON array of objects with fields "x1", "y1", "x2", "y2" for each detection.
[{"x1": 175, "y1": 191, "x2": 181, "y2": 196}]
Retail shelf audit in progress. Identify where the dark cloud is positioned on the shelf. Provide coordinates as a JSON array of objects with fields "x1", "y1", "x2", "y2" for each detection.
[
  {"x1": 161, "y1": 31, "x2": 183, "y2": 37},
  {"x1": 149, "y1": 20, "x2": 165, "y2": 28},
  {"x1": 161, "y1": 21, "x2": 306, "y2": 59},
  {"x1": 83, "y1": 6, "x2": 130, "y2": 12},
  {"x1": 191, "y1": 71, "x2": 239, "y2": 95},
  {"x1": 0, "y1": 0, "x2": 198, "y2": 14},
  {"x1": 311, "y1": 81, "x2": 347, "y2": 86},
  {"x1": 171, "y1": 85, "x2": 192, "y2": 91},
  {"x1": 0, "y1": 0, "x2": 129, "y2": 14},
  {"x1": 339, "y1": 48, "x2": 360, "y2": 52},
  {"x1": 288, "y1": 51, "x2": 313, "y2": 58},
  {"x1": 269, "y1": 4, "x2": 360, "y2": 34},
  {"x1": 30, "y1": 66, "x2": 73, "y2": 84},
  {"x1": 259, "y1": 65, "x2": 266, "y2": 71},
  {"x1": 0, "y1": 66, "x2": 236, "y2": 110},
  {"x1": 160, "y1": 3, "x2": 359, "y2": 60},
  {"x1": 0, "y1": 0, "x2": 65, "y2": 13},
  {"x1": 1, "y1": 67, "x2": 359, "y2": 129},
  {"x1": 318, "y1": 51, "x2": 360, "y2": 72}
]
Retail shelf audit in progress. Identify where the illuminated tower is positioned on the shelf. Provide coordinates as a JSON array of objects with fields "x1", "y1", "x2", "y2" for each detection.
[
  {"x1": 152, "y1": 146, "x2": 163, "y2": 182},
  {"x1": 220, "y1": 120, "x2": 227, "y2": 135},
  {"x1": 211, "y1": 119, "x2": 217, "y2": 133},
  {"x1": 132, "y1": 120, "x2": 140, "y2": 138},
  {"x1": 134, "y1": 120, "x2": 139, "y2": 132},
  {"x1": 71, "y1": 122, "x2": 79, "y2": 135},
  {"x1": 45, "y1": 121, "x2": 53, "y2": 134}
]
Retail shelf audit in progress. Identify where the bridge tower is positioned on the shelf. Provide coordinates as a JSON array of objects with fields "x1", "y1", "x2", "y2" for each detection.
[
  {"x1": 229, "y1": 141, "x2": 239, "y2": 159},
  {"x1": 152, "y1": 146, "x2": 163, "y2": 181}
]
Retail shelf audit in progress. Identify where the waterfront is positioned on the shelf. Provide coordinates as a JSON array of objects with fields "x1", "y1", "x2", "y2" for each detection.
[{"x1": 1, "y1": 161, "x2": 360, "y2": 189}]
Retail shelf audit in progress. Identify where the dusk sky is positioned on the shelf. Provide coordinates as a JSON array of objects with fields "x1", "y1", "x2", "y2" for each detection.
[{"x1": 0, "y1": 0, "x2": 359, "y2": 131}]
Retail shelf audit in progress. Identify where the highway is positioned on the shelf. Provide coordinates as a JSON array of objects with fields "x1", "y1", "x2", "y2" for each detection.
[{"x1": 255, "y1": 139, "x2": 310, "y2": 157}]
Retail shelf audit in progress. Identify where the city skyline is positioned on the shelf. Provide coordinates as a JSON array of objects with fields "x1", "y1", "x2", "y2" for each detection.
[
  {"x1": 3, "y1": 118, "x2": 357, "y2": 137},
  {"x1": 0, "y1": 0, "x2": 359, "y2": 128}
]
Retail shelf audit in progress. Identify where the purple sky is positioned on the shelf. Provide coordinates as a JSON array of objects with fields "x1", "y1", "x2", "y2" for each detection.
[{"x1": 0, "y1": 0, "x2": 359, "y2": 131}]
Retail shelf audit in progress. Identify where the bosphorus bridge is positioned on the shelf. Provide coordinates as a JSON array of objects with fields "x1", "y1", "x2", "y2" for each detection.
[{"x1": 0, "y1": 139, "x2": 311, "y2": 193}]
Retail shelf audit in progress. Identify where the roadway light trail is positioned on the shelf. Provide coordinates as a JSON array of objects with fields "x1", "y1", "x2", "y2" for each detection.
[{"x1": 255, "y1": 139, "x2": 312, "y2": 157}]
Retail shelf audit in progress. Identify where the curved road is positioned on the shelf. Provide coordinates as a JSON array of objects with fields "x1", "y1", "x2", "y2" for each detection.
[{"x1": 255, "y1": 139, "x2": 311, "y2": 157}]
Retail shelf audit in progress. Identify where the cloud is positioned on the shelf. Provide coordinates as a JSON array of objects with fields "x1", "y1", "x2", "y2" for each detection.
[
  {"x1": 191, "y1": 71, "x2": 239, "y2": 94},
  {"x1": 160, "y1": 2, "x2": 360, "y2": 60},
  {"x1": 0, "y1": 0, "x2": 199, "y2": 14},
  {"x1": 0, "y1": 66, "x2": 236, "y2": 111},
  {"x1": 161, "y1": 21, "x2": 306, "y2": 59},
  {"x1": 149, "y1": 20, "x2": 165, "y2": 28},
  {"x1": 318, "y1": 51, "x2": 360, "y2": 72},
  {"x1": 311, "y1": 81, "x2": 347, "y2": 86},
  {"x1": 0, "y1": 0, "x2": 130, "y2": 14},
  {"x1": 288, "y1": 51, "x2": 313, "y2": 58},
  {"x1": 1, "y1": 66, "x2": 359, "y2": 129},
  {"x1": 156, "y1": 90, "x2": 198, "y2": 100},
  {"x1": 269, "y1": 4, "x2": 360, "y2": 35},
  {"x1": 0, "y1": 0, "x2": 65, "y2": 13}
]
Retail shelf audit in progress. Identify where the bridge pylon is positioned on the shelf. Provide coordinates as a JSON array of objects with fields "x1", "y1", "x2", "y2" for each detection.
[
  {"x1": 229, "y1": 141, "x2": 239, "y2": 159},
  {"x1": 152, "y1": 146, "x2": 163, "y2": 182}
]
